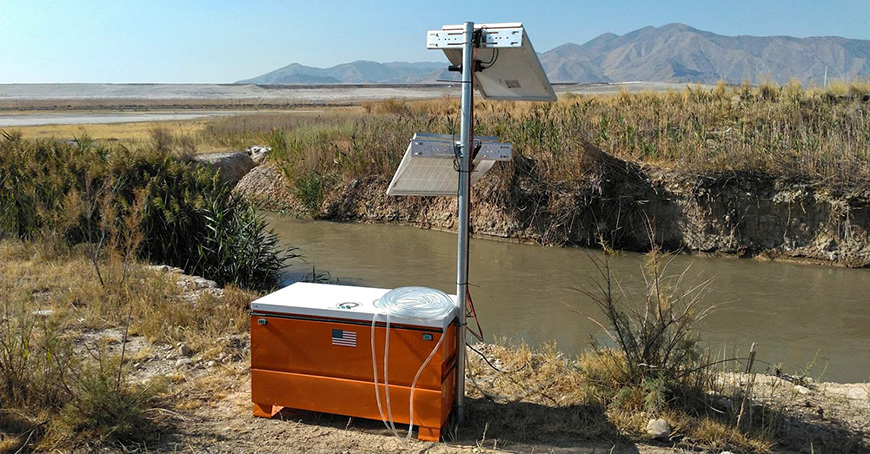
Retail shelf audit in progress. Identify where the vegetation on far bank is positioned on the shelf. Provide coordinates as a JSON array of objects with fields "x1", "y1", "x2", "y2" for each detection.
[{"x1": 199, "y1": 80, "x2": 870, "y2": 204}]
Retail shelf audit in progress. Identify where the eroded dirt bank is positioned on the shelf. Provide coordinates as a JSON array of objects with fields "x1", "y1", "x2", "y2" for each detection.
[{"x1": 235, "y1": 145, "x2": 870, "y2": 267}]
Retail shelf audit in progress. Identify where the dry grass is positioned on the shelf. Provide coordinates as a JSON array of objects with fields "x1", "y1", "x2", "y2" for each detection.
[
  {"x1": 464, "y1": 339, "x2": 870, "y2": 453},
  {"x1": 15, "y1": 81, "x2": 865, "y2": 189},
  {"x1": 0, "y1": 240, "x2": 256, "y2": 353},
  {"x1": 0, "y1": 239, "x2": 259, "y2": 450},
  {"x1": 6, "y1": 119, "x2": 232, "y2": 152}
]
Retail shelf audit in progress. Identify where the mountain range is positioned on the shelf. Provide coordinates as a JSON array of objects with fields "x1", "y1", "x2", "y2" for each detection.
[{"x1": 236, "y1": 23, "x2": 870, "y2": 86}]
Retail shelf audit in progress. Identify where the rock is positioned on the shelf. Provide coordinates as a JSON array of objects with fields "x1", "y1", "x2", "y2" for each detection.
[
  {"x1": 190, "y1": 276, "x2": 217, "y2": 289},
  {"x1": 646, "y1": 418, "x2": 671, "y2": 438},
  {"x1": 178, "y1": 343, "x2": 192, "y2": 357},
  {"x1": 246, "y1": 145, "x2": 271, "y2": 165},
  {"x1": 847, "y1": 387, "x2": 868, "y2": 400},
  {"x1": 175, "y1": 358, "x2": 194, "y2": 368},
  {"x1": 233, "y1": 165, "x2": 298, "y2": 211},
  {"x1": 207, "y1": 360, "x2": 217, "y2": 368},
  {"x1": 145, "y1": 264, "x2": 184, "y2": 274},
  {"x1": 194, "y1": 152, "x2": 255, "y2": 187},
  {"x1": 794, "y1": 385, "x2": 811, "y2": 395}
]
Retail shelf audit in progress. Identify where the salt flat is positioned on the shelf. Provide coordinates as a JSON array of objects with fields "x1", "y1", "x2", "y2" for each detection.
[
  {"x1": 0, "y1": 110, "x2": 251, "y2": 127},
  {"x1": 0, "y1": 83, "x2": 459, "y2": 102},
  {"x1": 0, "y1": 81, "x2": 692, "y2": 103},
  {"x1": 0, "y1": 82, "x2": 696, "y2": 127}
]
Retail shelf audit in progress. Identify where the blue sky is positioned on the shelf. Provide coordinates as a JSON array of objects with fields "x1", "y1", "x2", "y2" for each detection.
[{"x1": 1, "y1": 0, "x2": 867, "y2": 83}]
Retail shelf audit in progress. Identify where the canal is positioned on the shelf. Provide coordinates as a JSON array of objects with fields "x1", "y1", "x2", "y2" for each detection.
[{"x1": 268, "y1": 214, "x2": 870, "y2": 383}]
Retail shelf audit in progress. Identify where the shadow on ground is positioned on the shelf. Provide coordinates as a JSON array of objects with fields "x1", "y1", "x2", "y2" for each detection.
[
  {"x1": 263, "y1": 394, "x2": 869, "y2": 454},
  {"x1": 273, "y1": 397, "x2": 639, "y2": 453}
]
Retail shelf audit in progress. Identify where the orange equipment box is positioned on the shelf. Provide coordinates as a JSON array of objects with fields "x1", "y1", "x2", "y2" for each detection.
[{"x1": 250, "y1": 283, "x2": 457, "y2": 441}]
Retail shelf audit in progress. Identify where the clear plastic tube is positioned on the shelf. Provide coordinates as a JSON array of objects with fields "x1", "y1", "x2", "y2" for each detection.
[
  {"x1": 370, "y1": 287, "x2": 455, "y2": 440},
  {"x1": 383, "y1": 311, "x2": 397, "y2": 434},
  {"x1": 406, "y1": 328, "x2": 446, "y2": 439},
  {"x1": 371, "y1": 313, "x2": 394, "y2": 434}
]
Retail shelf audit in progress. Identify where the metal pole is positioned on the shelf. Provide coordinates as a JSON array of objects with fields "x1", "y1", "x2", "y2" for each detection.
[{"x1": 454, "y1": 20, "x2": 474, "y2": 425}]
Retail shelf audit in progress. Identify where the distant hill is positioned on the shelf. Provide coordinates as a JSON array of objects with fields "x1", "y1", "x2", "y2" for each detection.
[
  {"x1": 236, "y1": 24, "x2": 870, "y2": 85},
  {"x1": 235, "y1": 61, "x2": 446, "y2": 84},
  {"x1": 541, "y1": 23, "x2": 870, "y2": 84}
]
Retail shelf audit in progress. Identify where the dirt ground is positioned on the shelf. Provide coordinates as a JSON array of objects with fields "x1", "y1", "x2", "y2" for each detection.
[
  {"x1": 89, "y1": 322, "x2": 868, "y2": 454},
  {"x1": 70, "y1": 268, "x2": 865, "y2": 454},
  {"x1": 120, "y1": 337, "x2": 682, "y2": 454}
]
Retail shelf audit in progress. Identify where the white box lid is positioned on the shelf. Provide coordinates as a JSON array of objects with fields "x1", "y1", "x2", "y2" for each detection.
[{"x1": 251, "y1": 282, "x2": 457, "y2": 329}]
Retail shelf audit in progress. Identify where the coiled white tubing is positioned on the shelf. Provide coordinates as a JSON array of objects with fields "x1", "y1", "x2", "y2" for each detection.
[{"x1": 370, "y1": 287, "x2": 455, "y2": 440}]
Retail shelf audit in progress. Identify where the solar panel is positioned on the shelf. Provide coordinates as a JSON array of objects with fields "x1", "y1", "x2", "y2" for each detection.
[
  {"x1": 386, "y1": 133, "x2": 511, "y2": 196},
  {"x1": 427, "y1": 23, "x2": 557, "y2": 101}
]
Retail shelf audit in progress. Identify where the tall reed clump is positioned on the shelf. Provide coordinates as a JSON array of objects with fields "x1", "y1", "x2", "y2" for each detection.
[
  {"x1": 0, "y1": 132, "x2": 289, "y2": 291},
  {"x1": 0, "y1": 134, "x2": 284, "y2": 450}
]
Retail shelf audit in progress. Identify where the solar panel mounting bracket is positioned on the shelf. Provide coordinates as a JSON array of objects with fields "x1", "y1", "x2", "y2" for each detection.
[
  {"x1": 427, "y1": 26, "x2": 524, "y2": 49},
  {"x1": 408, "y1": 133, "x2": 511, "y2": 160}
]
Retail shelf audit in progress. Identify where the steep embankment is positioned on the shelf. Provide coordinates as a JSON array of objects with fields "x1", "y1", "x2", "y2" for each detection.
[{"x1": 234, "y1": 146, "x2": 870, "y2": 267}]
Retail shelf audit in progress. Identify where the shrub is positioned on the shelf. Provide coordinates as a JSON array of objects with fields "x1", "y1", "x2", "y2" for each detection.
[
  {"x1": 578, "y1": 247, "x2": 714, "y2": 410},
  {"x1": 377, "y1": 97, "x2": 410, "y2": 115},
  {"x1": 294, "y1": 173, "x2": 324, "y2": 217},
  {"x1": 51, "y1": 349, "x2": 164, "y2": 447},
  {"x1": 0, "y1": 286, "x2": 163, "y2": 450},
  {"x1": 0, "y1": 299, "x2": 73, "y2": 411},
  {"x1": 149, "y1": 126, "x2": 173, "y2": 154},
  {"x1": 195, "y1": 190, "x2": 293, "y2": 290}
]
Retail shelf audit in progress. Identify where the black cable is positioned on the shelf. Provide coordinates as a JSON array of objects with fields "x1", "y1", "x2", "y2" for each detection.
[
  {"x1": 465, "y1": 288, "x2": 484, "y2": 341},
  {"x1": 466, "y1": 343, "x2": 527, "y2": 374},
  {"x1": 480, "y1": 48, "x2": 499, "y2": 69}
]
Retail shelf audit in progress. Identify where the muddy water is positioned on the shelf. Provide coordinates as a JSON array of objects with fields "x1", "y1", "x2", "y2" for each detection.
[{"x1": 267, "y1": 214, "x2": 870, "y2": 383}]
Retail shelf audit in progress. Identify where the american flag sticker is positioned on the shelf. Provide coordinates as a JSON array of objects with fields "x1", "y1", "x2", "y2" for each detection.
[{"x1": 331, "y1": 329, "x2": 357, "y2": 347}]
